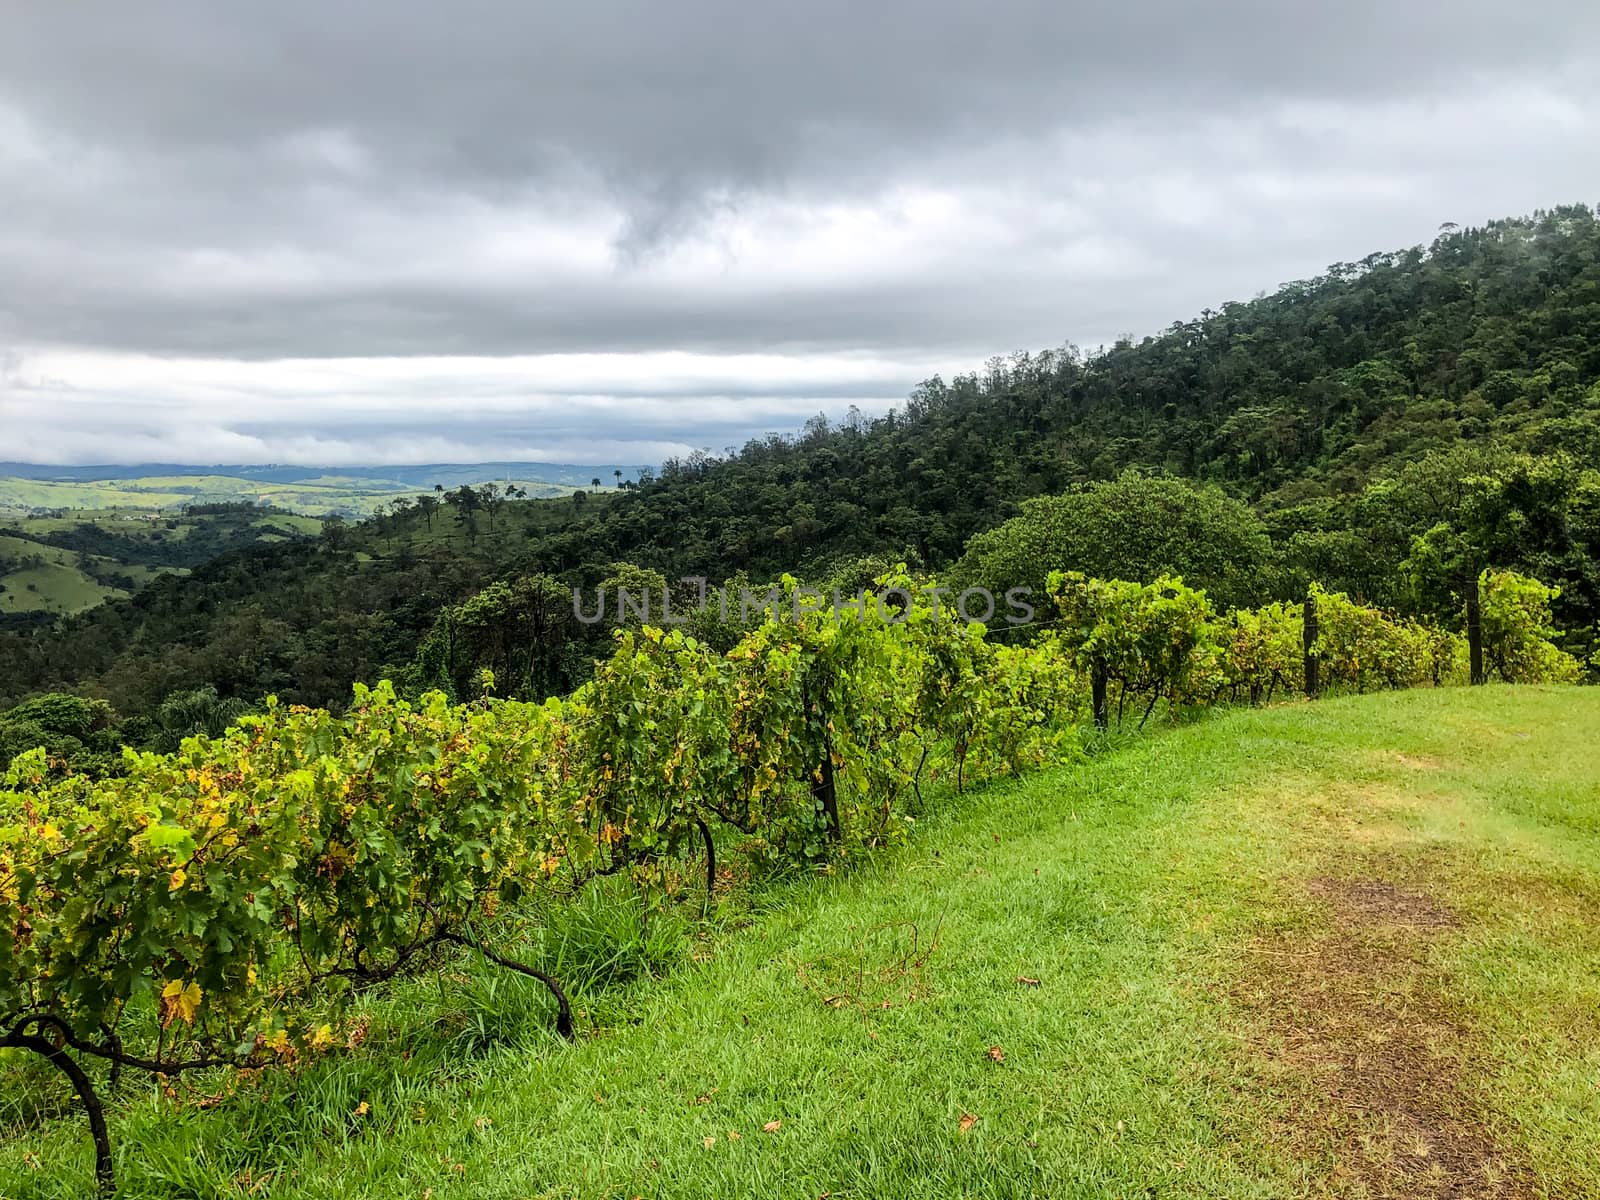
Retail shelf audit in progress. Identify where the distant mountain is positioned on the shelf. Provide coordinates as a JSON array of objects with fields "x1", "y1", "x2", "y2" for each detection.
[
  {"x1": 0, "y1": 464, "x2": 644, "y2": 522},
  {"x1": 0, "y1": 462, "x2": 644, "y2": 488}
]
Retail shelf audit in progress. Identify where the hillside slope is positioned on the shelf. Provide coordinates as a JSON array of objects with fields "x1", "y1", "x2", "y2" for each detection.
[
  {"x1": 0, "y1": 534, "x2": 173, "y2": 619},
  {"x1": 4, "y1": 687, "x2": 1595, "y2": 1198},
  {"x1": 4, "y1": 207, "x2": 1599, "y2": 711},
  {"x1": 0, "y1": 508, "x2": 324, "y2": 628},
  {"x1": 542, "y1": 204, "x2": 1600, "y2": 576}
]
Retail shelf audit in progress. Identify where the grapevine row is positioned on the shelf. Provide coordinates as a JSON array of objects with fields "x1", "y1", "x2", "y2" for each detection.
[{"x1": 0, "y1": 568, "x2": 1577, "y2": 1194}]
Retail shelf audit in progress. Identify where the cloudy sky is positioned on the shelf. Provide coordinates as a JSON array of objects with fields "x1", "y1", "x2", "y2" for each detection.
[{"x1": 2, "y1": 2, "x2": 1598, "y2": 467}]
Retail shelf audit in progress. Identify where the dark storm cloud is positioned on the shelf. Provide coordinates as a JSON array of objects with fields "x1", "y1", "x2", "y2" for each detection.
[{"x1": 1, "y1": 1, "x2": 1597, "y2": 462}]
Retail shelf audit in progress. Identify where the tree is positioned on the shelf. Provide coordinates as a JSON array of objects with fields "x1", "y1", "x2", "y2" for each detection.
[
  {"x1": 0, "y1": 693, "x2": 118, "y2": 774},
  {"x1": 951, "y1": 472, "x2": 1275, "y2": 613},
  {"x1": 320, "y1": 514, "x2": 349, "y2": 552},
  {"x1": 151, "y1": 685, "x2": 252, "y2": 752},
  {"x1": 478, "y1": 484, "x2": 506, "y2": 536},
  {"x1": 445, "y1": 485, "x2": 482, "y2": 545},
  {"x1": 408, "y1": 573, "x2": 579, "y2": 699},
  {"x1": 1391, "y1": 449, "x2": 1597, "y2": 670}
]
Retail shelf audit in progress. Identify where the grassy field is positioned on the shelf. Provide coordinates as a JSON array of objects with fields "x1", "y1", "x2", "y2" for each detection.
[
  {"x1": 0, "y1": 480, "x2": 616, "y2": 617},
  {"x1": 0, "y1": 474, "x2": 577, "y2": 520},
  {"x1": 2, "y1": 687, "x2": 1597, "y2": 1198},
  {"x1": 0, "y1": 511, "x2": 330, "y2": 617},
  {"x1": 0, "y1": 534, "x2": 174, "y2": 616},
  {"x1": 1, "y1": 511, "x2": 324, "y2": 541}
]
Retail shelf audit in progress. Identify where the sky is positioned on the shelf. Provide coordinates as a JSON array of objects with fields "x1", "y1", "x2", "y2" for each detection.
[{"x1": 2, "y1": 2, "x2": 1598, "y2": 468}]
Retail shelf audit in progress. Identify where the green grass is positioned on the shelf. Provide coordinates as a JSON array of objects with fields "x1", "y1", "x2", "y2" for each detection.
[
  {"x1": 0, "y1": 561, "x2": 119, "y2": 614},
  {"x1": 3, "y1": 687, "x2": 1597, "y2": 1198},
  {"x1": 0, "y1": 535, "x2": 175, "y2": 615},
  {"x1": 0, "y1": 512, "x2": 323, "y2": 615}
]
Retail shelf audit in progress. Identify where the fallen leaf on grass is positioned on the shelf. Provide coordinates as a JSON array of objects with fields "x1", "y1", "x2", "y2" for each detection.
[
  {"x1": 352, "y1": 1101, "x2": 369, "y2": 1117},
  {"x1": 702, "y1": 1136, "x2": 717, "y2": 1149},
  {"x1": 727, "y1": 1130, "x2": 742, "y2": 1141},
  {"x1": 986, "y1": 1046, "x2": 1004, "y2": 1062},
  {"x1": 1015, "y1": 976, "x2": 1041, "y2": 987},
  {"x1": 958, "y1": 1112, "x2": 979, "y2": 1133},
  {"x1": 762, "y1": 1120, "x2": 782, "y2": 1133}
]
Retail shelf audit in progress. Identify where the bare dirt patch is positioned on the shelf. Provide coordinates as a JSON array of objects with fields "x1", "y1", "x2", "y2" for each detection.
[
  {"x1": 1305, "y1": 876, "x2": 1459, "y2": 930},
  {"x1": 1238, "y1": 874, "x2": 1532, "y2": 1199}
]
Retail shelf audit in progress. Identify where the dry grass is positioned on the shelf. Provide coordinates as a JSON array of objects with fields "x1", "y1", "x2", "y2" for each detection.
[{"x1": 1237, "y1": 872, "x2": 1532, "y2": 1198}]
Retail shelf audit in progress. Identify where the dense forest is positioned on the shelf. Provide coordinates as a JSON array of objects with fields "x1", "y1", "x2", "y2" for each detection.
[{"x1": 3, "y1": 206, "x2": 1598, "y2": 748}]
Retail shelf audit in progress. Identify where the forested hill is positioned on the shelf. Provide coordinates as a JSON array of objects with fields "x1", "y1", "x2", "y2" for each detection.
[
  {"x1": 574, "y1": 204, "x2": 1600, "y2": 574},
  {"x1": 4, "y1": 205, "x2": 1599, "y2": 720}
]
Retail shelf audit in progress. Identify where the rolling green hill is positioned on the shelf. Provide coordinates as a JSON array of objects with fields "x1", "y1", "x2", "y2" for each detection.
[
  {"x1": 0, "y1": 533, "x2": 174, "y2": 618},
  {"x1": 0, "y1": 467, "x2": 590, "y2": 618},
  {"x1": 0, "y1": 508, "x2": 329, "y2": 622}
]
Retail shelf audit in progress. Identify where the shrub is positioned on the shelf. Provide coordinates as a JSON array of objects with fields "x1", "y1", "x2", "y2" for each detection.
[{"x1": 1479, "y1": 569, "x2": 1583, "y2": 684}]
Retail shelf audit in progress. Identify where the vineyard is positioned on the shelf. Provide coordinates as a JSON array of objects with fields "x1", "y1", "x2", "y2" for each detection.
[{"x1": 0, "y1": 568, "x2": 1581, "y2": 1196}]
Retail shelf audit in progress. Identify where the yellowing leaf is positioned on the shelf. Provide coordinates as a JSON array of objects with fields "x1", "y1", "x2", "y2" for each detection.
[{"x1": 160, "y1": 979, "x2": 203, "y2": 1026}]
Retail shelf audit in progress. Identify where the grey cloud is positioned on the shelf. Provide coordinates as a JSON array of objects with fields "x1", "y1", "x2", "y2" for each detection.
[
  {"x1": 1, "y1": 2, "x2": 1598, "y2": 463},
  {"x1": 5, "y1": 3, "x2": 1594, "y2": 177}
]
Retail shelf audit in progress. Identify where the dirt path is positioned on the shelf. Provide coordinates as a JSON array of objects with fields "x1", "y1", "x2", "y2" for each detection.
[{"x1": 1236, "y1": 873, "x2": 1533, "y2": 1199}]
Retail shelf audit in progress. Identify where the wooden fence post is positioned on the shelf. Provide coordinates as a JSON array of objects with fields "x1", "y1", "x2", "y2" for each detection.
[
  {"x1": 1466, "y1": 571, "x2": 1485, "y2": 686},
  {"x1": 1302, "y1": 592, "x2": 1320, "y2": 699},
  {"x1": 812, "y1": 742, "x2": 841, "y2": 839},
  {"x1": 1091, "y1": 662, "x2": 1109, "y2": 729}
]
